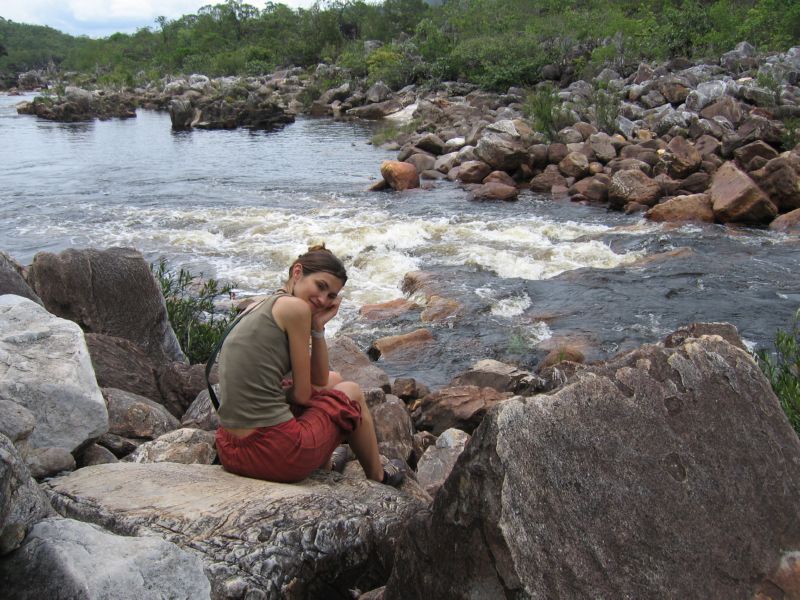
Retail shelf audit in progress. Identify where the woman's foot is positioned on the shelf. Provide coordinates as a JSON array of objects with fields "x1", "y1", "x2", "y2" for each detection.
[
  {"x1": 381, "y1": 458, "x2": 406, "y2": 488},
  {"x1": 330, "y1": 445, "x2": 349, "y2": 473}
]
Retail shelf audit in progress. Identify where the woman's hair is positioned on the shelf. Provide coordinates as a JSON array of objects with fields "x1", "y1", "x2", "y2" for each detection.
[{"x1": 289, "y1": 243, "x2": 348, "y2": 284}]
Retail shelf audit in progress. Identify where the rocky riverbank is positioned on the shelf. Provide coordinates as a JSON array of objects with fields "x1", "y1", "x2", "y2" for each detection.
[{"x1": 1, "y1": 245, "x2": 800, "y2": 598}]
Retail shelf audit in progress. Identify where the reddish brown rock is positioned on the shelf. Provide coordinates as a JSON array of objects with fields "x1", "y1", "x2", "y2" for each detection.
[
  {"x1": 457, "y1": 160, "x2": 492, "y2": 184},
  {"x1": 469, "y1": 182, "x2": 519, "y2": 201},
  {"x1": 401, "y1": 271, "x2": 446, "y2": 298},
  {"x1": 679, "y1": 172, "x2": 711, "y2": 194},
  {"x1": 547, "y1": 143, "x2": 568, "y2": 164},
  {"x1": 646, "y1": 194, "x2": 715, "y2": 224},
  {"x1": 608, "y1": 170, "x2": 662, "y2": 209},
  {"x1": 750, "y1": 154, "x2": 800, "y2": 212},
  {"x1": 413, "y1": 385, "x2": 512, "y2": 435},
  {"x1": 620, "y1": 144, "x2": 659, "y2": 166},
  {"x1": 558, "y1": 152, "x2": 590, "y2": 179},
  {"x1": 538, "y1": 345, "x2": 585, "y2": 369},
  {"x1": 421, "y1": 296, "x2": 463, "y2": 322},
  {"x1": 530, "y1": 165, "x2": 567, "y2": 193},
  {"x1": 372, "y1": 397, "x2": 415, "y2": 462},
  {"x1": 328, "y1": 336, "x2": 391, "y2": 392},
  {"x1": 769, "y1": 208, "x2": 800, "y2": 233},
  {"x1": 359, "y1": 298, "x2": 420, "y2": 321},
  {"x1": 607, "y1": 157, "x2": 652, "y2": 175},
  {"x1": 734, "y1": 141, "x2": 779, "y2": 171},
  {"x1": 86, "y1": 334, "x2": 161, "y2": 404},
  {"x1": 368, "y1": 329, "x2": 434, "y2": 360},
  {"x1": 568, "y1": 175, "x2": 609, "y2": 204},
  {"x1": 694, "y1": 135, "x2": 722, "y2": 159},
  {"x1": 709, "y1": 162, "x2": 777, "y2": 224},
  {"x1": 665, "y1": 136, "x2": 701, "y2": 179},
  {"x1": 700, "y1": 96, "x2": 745, "y2": 126},
  {"x1": 482, "y1": 170, "x2": 516, "y2": 186},
  {"x1": 380, "y1": 160, "x2": 419, "y2": 191},
  {"x1": 156, "y1": 362, "x2": 209, "y2": 419}
]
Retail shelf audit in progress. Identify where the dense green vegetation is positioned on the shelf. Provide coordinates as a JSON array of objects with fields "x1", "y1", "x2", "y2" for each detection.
[
  {"x1": 758, "y1": 310, "x2": 800, "y2": 439},
  {"x1": 151, "y1": 258, "x2": 239, "y2": 364},
  {"x1": 2, "y1": 0, "x2": 799, "y2": 91}
]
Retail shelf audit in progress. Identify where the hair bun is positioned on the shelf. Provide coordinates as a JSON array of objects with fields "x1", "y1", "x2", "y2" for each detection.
[{"x1": 307, "y1": 243, "x2": 329, "y2": 253}]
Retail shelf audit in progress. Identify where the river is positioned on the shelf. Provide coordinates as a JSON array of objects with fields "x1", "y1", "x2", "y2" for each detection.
[{"x1": 1, "y1": 93, "x2": 798, "y2": 387}]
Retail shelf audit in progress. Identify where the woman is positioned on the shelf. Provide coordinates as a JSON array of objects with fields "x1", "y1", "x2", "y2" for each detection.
[{"x1": 214, "y1": 244, "x2": 404, "y2": 487}]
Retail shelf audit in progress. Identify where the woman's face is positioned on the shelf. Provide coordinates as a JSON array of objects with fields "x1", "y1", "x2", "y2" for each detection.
[{"x1": 290, "y1": 266, "x2": 344, "y2": 312}]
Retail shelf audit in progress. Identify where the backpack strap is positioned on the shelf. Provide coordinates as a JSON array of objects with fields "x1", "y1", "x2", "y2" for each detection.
[{"x1": 205, "y1": 311, "x2": 247, "y2": 411}]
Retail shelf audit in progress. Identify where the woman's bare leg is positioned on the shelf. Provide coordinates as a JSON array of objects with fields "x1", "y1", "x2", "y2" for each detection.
[{"x1": 334, "y1": 381, "x2": 383, "y2": 481}]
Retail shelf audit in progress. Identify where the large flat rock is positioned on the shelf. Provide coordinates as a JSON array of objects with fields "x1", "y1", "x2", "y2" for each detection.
[{"x1": 44, "y1": 462, "x2": 425, "y2": 599}]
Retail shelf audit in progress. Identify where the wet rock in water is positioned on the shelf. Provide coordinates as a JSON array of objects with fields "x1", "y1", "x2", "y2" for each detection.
[
  {"x1": 646, "y1": 193, "x2": 715, "y2": 223},
  {"x1": 0, "y1": 296, "x2": 108, "y2": 452},
  {"x1": 457, "y1": 160, "x2": 492, "y2": 184},
  {"x1": 0, "y1": 252, "x2": 41, "y2": 305},
  {"x1": 770, "y1": 208, "x2": 800, "y2": 233},
  {"x1": 0, "y1": 433, "x2": 54, "y2": 555},
  {"x1": 0, "y1": 517, "x2": 211, "y2": 599},
  {"x1": 482, "y1": 170, "x2": 516, "y2": 186},
  {"x1": 385, "y1": 329, "x2": 800, "y2": 599},
  {"x1": 413, "y1": 385, "x2": 512, "y2": 435},
  {"x1": 469, "y1": 181, "x2": 520, "y2": 202},
  {"x1": 359, "y1": 298, "x2": 420, "y2": 321},
  {"x1": 369, "y1": 329, "x2": 434, "y2": 361},
  {"x1": 416, "y1": 428, "x2": 471, "y2": 498},
  {"x1": 103, "y1": 388, "x2": 180, "y2": 440},
  {"x1": 450, "y1": 359, "x2": 539, "y2": 395},
  {"x1": 404, "y1": 152, "x2": 436, "y2": 174},
  {"x1": 169, "y1": 98, "x2": 196, "y2": 130},
  {"x1": 420, "y1": 295, "x2": 463, "y2": 322},
  {"x1": 44, "y1": 462, "x2": 425, "y2": 599},
  {"x1": 380, "y1": 160, "x2": 419, "y2": 191},
  {"x1": 329, "y1": 336, "x2": 391, "y2": 392},
  {"x1": 16, "y1": 88, "x2": 137, "y2": 122},
  {"x1": 372, "y1": 396, "x2": 415, "y2": 462},
  {"x1": 181, "y1": 388, "x2": 220, "y2": 431},
  {"x1": 28, "y1": 247, "x2": 185, "y2": 364},
  {"x1": 608, "y1": 169, "x2": 662, "y2": 209},
  {"x1": 123, "y1": 428, "x2": 216, "y2": 465},
  {"x1": 709, "y1": 161, "x2": 777, "y2": 224}
]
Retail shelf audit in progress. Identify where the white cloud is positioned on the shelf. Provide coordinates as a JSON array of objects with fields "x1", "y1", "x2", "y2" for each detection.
[{"x1": 1, "y1": 0, "x2": 318, "y2": 37}]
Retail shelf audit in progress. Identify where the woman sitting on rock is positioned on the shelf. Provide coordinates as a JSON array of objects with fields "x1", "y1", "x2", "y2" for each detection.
[{"x1": 214, "y1": 244, "x2": 404, "y2": 487}]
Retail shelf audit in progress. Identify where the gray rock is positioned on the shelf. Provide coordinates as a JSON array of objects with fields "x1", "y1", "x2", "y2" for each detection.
[
  {"x1": 475, "y1": 129, "x2": 528, "y2": 171},
  {"x1": 372, "y1": 396, "x2": 415, "y2": 462},
  {"x1": 721, "y1": 41, "x2": 758, "y2": 73},
  {"x1": 75, "y1": 443, "x2": 118, "y2": 467},
  {"x1": 45, "y1": 462, "x2": 426, "y2": 599},
  {"x1": 0, "y1": 252, "x2": 41, "y2": 305},
  {"x1": 123, "y1": 428, "x2": 216, "y2": 465},
  {"x1": 0, "y1": 295, "x2": 108, "y2": 451},
  {"x1": 385, "y1": 331, "x2": 800, "y2": 599},
  {"x1": 366, "y1": 81, "x2": 392, "y2": 104},
  {"x1": 27, "y1": 247, "x2": 185, "y2": 364},
  {"x1": 329, "y1": 336, "x2": 391, "y2": 392},
  {"x1": 416, "y1": 428, "x2": 470, "y2": 497},
  {"x1": 0, "y1": 398, "x2": 36, "y2": 445},
  {"x1": 181, "y1": 388, "x2": 220, "y2": 431},
  {"x1": 450, "y1": 359, "x2": 539, "y2": 394},
  {"x1": 0, "y1": 517, "x2": 211, "y2": 599},
  {"x1": 0, "y1": 433, "x2": 54, "y2": 555},
  {"x1": 25, "y1": 447, "x2": 76, "y2": 478},
  {"x1": 104, "y1": 388, "x2": 180, "y2": 439}
]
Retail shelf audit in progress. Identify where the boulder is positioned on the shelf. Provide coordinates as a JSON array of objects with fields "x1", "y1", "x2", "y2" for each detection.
[
  {"x1": 664, "y1": 136, "x2": 701, "y2": 179},
  {"x1": 608, "y1": 170, "x2": 662, "y2": 209},
  {"x1": 45, "y1": 463, "x2": 425, "y2": 598},
  {"x1": 27, "y1": 247, "x2": 185, "y2": 364},
  {"x1": 679, "y1": 171, "x2": 711, "y2": 194},
  {"x1": 329, "y1": 336, "x2": 391, "y2": 392},
  {"x1": 347, "y1": 99, "x2": 403, "y2": 119},
  {"x1": 104, "y1": 388, "x2": 180, "y2": 440},
  {"x1": 416, "y1": 428, "x2": 471, "y2": 497},
  {"x1": 0, "y1": 398, "x2": 36, "y2": 445},
  {"x1": 646, "y1": 194, "x2": 715, "y2": 224},
  {"x1": 457, "y1": 160, "x2": 492, "y2": 184},
  {"x1": 156, "y1": 361, "x2": 210, "y2": 419},
  {"x1": 750, "y1": 154, "x2": 800, "y2": 212},
  {"x1": 483, "y1": 170, "x2": 516, "y2": 186},
  {"x1": 359, "y1": 298, "x2": 420, "y2": 321},
  {"x1": 415, "y1": 133, "x2": 446, "y2": 155},
  {"x1": 770, "y1": 208, "x2": 800, "y2": 233},
  {"x1": 699, "y1": 96, "x2": 745, "y2": 126},
  {"x1": 569, "y1": 175, "x2": 610, "y2": 203},
  {"x1": 369, "y1": 329, "x2": 434, "y2": 361},
  {"x1": 124, "y1": 428, "x2": 216, "y2": 465},
  {"x1": 538, "y1": 345, "x2": 586, "y2": 369},
  {"x1": 734, "y1": 140, "x2": 780, "y2": 170},
  {"x1": 469, "y1": 182, "x2": 519, "y2": 202},
  {"x1": 420, "y1": 295, "x2": 463, "y2": 322},
  {"x1": 0, "y1": 252, "x2": 41, "y2": 305},
  {"x1": 76, "y1": 443, "x2": 118, "y2": 467},
  {"x1": 86, "y1": 333, "x2": 162, "y2": 403},
  {"x1": 475, "y1": 126, "x2": 528, "y2": 171},
  {"x1": 0, "y1": 434, "x2": 54, "y2": 555},
  {"x1": 24, "y1": 447, "x2": 76, "y2": 479},
  {"x1": 391, "y1": 378, "x2": 429, "y2": 403},
  {"x1": 404, "y1": 152, "x2": 436, "y2": 174},
  {"x1": 413, "y1": 385, "x2": 512, "y2": 435},
  {"x1": 385, "y1": 331, "x2": 800, "y2": 599},
  {"x1": 558, "y1": 152, "x2": 590, "y2": 179},
  {"x1": 181, "y1": 389, "x2": 221, "y2": 431},
  {"x1": 0, "y1": 517, "x2": 211, "y2": 599},
  {"x1": 529, "y1": 165, "x2": 567, "y2": 193},
  {"x1": 169, "y1": 98, "x2": 196, "y2": 130},
  {"x1": 372, "y1": 396, "x2": 415, "y2": 462},
  {"x1": 318, "y1": 82, "x2": 350, "y2": 105},
  {"x1": 0, "y1": 296, "x2": 107, "y2": 452},
  {"x1": 365, "y1": 81, "x2": 391, "y2": 104},
  {"x1": 709, "y1": 162, "x2": 778, "y2": 224},
  {"x1": 450, "y1": 359, "x2": 538, "y2": 394},
  {"x1": 434, "y1": 151, "x2": 460, "y2": 174},
  {"x1": 721, "y1": 41, "x2": 758, "y2": 72},
  {"x1": 380, "y1": 160, "x2": 419, "y2": 191}
]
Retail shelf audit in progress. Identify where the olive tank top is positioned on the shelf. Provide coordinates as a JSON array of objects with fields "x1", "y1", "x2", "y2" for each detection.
[{"x1": 217, "y1": 292, "x2": 294, "y2": 428}]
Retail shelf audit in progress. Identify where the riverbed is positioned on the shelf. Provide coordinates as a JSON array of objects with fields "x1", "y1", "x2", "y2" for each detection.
[{"x1": 2, "y1": 93, "x2": 798, "y2": 387}]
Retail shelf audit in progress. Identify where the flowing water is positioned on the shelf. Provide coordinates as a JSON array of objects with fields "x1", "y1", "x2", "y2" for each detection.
[{"x1": 2, "y1": 93, "x2": 798, "y2": 387}]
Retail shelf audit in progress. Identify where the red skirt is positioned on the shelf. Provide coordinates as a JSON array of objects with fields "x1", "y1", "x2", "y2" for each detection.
[{"x1": 215, "y1": 388, "x2": 362, "y2": 483}]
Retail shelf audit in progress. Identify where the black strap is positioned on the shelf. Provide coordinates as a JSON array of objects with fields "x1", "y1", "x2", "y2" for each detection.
[{"x1": 205, "y1": 311, "x2": 247, "y2": 411}]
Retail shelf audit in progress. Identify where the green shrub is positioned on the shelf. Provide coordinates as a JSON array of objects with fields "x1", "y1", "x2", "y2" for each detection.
[
  {"x1": 523, "y1": 84, "x2": 574, "y2": 141},
  {"x1": 591, "y1": 83, "x2": 621, "y2": 135},
  {"x1": 151, "y1": 258, "x2": 238, "y2": 365},
  {"x1": 757, "y1": 309, "x2": 800, "y2": 438},
  {"x1": 370, "y1": 117, "x2": 421, "y2": 145},
  {"x1": 366, "y1": 45, "x2": 408, "y2": 89}
]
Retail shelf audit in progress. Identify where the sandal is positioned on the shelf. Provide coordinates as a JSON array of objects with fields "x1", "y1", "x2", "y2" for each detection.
[
  {"x1": 381, "y1": 458, "x2": 406, "y2": 488},
  {"x1": 331, "y1": 445, "x2": 349, "y2": 473}
]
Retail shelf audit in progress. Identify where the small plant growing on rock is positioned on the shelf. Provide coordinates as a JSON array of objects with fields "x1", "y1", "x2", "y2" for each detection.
[
  {"x1": 151, "y1": 258, "x2": 238, "y2": 364},
  {"x1": 590, "y1": 83, "x2": 621, "y2": 135},
  {"x1": 523, "y1": 84, "x2": 573, "y2": 142},
  {"x1": 757, "y1": 308, "x2": 800, "y2": 438}
]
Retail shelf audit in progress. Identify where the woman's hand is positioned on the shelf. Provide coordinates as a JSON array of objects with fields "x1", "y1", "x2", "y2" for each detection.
[{"x1": 311, "y1": 296, "x2": 341, "y2": 331}]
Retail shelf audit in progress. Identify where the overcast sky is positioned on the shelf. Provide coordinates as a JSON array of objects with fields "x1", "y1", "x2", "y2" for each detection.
[{"x1": 1, "y1": 0, "x2": 318, "y2": 38}]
